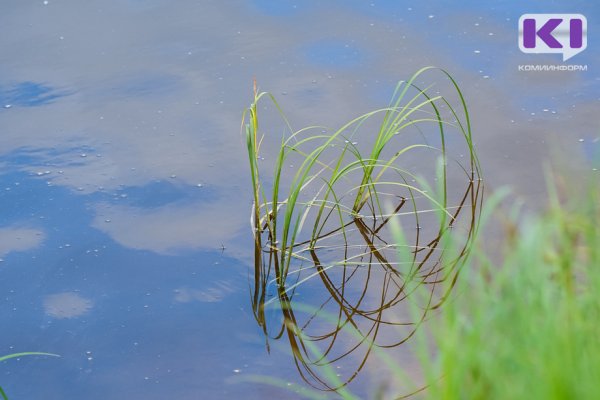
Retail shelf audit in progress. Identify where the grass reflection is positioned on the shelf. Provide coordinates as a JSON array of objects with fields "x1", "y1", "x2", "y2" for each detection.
[{"x1": 242, "y1": 68, "x2": 483, "y2": 395}]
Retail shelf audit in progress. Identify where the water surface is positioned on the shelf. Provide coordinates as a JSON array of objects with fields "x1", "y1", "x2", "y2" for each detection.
[{"x1": 1, "y1": 1, "x2": 598, "y2": 399}]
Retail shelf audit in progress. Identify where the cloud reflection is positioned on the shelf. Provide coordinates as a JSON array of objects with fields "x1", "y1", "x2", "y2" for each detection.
[
  {"x1": 43, "y1": 292, "x2": 93, "y2": 319},
  {"x1": 91, "y1": 197, "x2": 247, "y2": 254},
  {"x1": 0, "y1": 226, "x2": 45, "y2": 258},
  {"x1": 174, "y1": 281, "x2": 236, "y2": 303}
]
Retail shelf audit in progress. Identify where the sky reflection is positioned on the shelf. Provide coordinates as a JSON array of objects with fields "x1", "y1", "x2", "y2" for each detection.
[{"x1": 0, "y1": 0, "x2": 598, "y2": 398}]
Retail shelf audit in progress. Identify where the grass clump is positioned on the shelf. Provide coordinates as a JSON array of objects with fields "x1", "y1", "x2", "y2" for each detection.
[
  {"x1": 415, "y1": 182, "x2": 600, "y2": 400},
  {"x1": 241, "y1": 67, "x2": 483, "y2": 395},
  {"x1": 243, "y1": 66, "x2": 480, "y2": 292}
]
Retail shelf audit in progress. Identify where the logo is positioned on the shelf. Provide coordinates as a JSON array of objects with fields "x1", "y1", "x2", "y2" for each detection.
[{"x1": 519, "y1": 14, "x2": 587, "y2": 61}]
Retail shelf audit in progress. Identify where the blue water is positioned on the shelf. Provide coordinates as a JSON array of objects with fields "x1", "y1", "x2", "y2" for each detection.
[{"x1": 1, "y1": 1, "x2": 597, "y2": 399}]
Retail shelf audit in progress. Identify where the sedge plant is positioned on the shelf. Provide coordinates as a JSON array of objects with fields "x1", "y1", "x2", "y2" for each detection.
[
  {"x1": 241, "y1": 68, "x2": 484, "y2": 397},
  {"x1": 243, "y1": 66, "x2": 480, "y2": 296}
]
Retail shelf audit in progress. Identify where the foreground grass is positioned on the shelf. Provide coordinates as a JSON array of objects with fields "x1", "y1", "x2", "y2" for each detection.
[{"x1": 415, "y1": 184, "x2": 600, "y2": 400}]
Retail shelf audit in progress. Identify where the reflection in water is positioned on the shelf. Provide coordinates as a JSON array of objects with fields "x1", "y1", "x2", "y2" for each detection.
[
  {"x1": 0, "y1": 82, "x2": 70, "y2": 108},
  {"x1": 247, "y1": 72, "x2": 483, "y2": 394},
  {"x1": 43, "y1": 292, "x2": 93, "y2": 319},
  {"x1": 0, "y1": 226, "x2": 45, "y2": 259},
  {"x1": 174, "y1": 281, "x2": 237, "y2": 303},
  {"x1": 0, "y1": 1, "x2": 594, "y2": 398}
]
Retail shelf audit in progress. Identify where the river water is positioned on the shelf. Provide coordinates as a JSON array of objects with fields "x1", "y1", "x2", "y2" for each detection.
[{"x1": 0, "y1": 1, "x2": 597, "y2": 399}]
